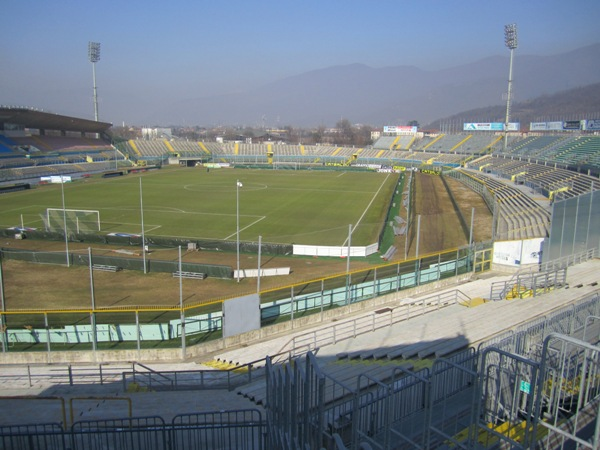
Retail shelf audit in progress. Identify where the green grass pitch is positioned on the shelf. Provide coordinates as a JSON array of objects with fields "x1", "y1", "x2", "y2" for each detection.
[{"x1": 0, "y1": 167, "x2": 399, "y2": 246}]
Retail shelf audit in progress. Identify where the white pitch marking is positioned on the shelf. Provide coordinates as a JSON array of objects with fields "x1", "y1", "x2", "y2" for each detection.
[
  {"x1": 342, "y1": 173, "x2": 391, "y2": 247},
  {"x1": 224, "y1": 216, "x2": 266, "y2": 240}
]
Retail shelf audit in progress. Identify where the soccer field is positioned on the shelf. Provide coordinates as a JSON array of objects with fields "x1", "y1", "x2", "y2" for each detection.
[{"x1": 0, "y1": 167, "x2": 399, "y2": 246}]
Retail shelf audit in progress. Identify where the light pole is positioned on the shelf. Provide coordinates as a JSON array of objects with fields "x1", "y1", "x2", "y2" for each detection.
[
  {"x1": 0, "y1": 253, "x2": 6, "y2": 353},
  {"x1": 61, "y1": 176, "x2": 70, "y2": 267},
  {"x1": 88, "y1": 42, "x2": 101, "y2": 121},
  {"x1": 88, "y1": 247, "x2": 97, "y2": 352},
  {"x1": 503, "y1": 24, "x2": 517, "y2": 152},
  {"x1": 178, "y1": 245, "x2": 186, "y2": 358},
  {"x1": 236, "y1": 180, "x2": 243, "y2": 282},
  {"x1": 346, "y1": 224, "x2": 352, "y2": 305},
  {"x1": 139, "y1": 178, "x2": 147, "y2": 274}
]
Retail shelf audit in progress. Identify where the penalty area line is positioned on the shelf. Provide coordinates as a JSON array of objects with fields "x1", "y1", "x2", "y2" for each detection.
[
  {"x1": 224, "y1": 216, "x2": 266, "y2": 240},
  {"x1": 342, "y1": 173, "x2": 391, "y2": 246}
]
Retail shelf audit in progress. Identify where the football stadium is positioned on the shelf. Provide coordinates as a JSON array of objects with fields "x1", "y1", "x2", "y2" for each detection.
[
  {"x1": 0, "y1": 103, "x2": 599, "y2": 449},
  {"x1": 1, "y1": 20, "x2": 600, "y2": 444}
]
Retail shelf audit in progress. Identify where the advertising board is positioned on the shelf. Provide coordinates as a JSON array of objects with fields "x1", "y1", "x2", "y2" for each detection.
[
  {"x1": 584, "y1": 119, "x2": 600, "y2": 130},
  {"x1": 546, "y1": 122, "x2": 563, "y2": 131},
  {"x1": 563, "y1": 120, "x2": 582, "y2": 130},
  {"x1": 493, "y1": 238, "x2": 543, "y2": 267},
  {"x1": 530, "y1": 122, "x2": 547, "y2": 131},
  {"x1": 41, "y1": 176, "x2": 72, "y2": 184},
  {"x1": 463, "y1": 123, "x2": 515, "y2": 131},
  {"x1": 383, "y1": 126, "x2": 417, "y2": 135}
]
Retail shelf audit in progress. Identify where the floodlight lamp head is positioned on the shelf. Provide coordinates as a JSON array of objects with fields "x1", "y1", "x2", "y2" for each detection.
[
  {"x1": 504, "y1": 24, "x2": 518, "y2": 50},
  {"x1": 88, "y1": 42, "x2": 101, "y2": 63}
]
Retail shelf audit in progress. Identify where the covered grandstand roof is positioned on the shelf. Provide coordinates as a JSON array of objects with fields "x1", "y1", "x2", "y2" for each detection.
[{"x1": 0, "y1": 107, "x2": 112, "y2": 134}]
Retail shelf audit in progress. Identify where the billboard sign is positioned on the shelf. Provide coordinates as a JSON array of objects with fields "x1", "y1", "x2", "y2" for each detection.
[
  {"x1": 584, "y1": 119, "x2": 600, "y2": 130},
  {"x1": 464, "y1": 123, "x2": 505, "y2": 131},
  {"x1": 547, "y1": 122, "x2": 563, "y2": 131},
  {"x1": 530, "y1": 122, "x2": 547, "y2": 131},
  {"x1": 493, "y1": 238, "x2": 543, "y2": 267},
  {"x1": 383, "y1": 126, "x2": 417, "y2": 135},
  {"x1": 41, "y1": 176, "x2": 72, "y2": 184},
  {"x1": 563, "y1": 120, "x2": 582, "y2": 130}
]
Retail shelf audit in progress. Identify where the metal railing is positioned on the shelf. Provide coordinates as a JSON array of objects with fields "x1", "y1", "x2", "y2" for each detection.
[
  {"x1": 264, "y1": 292, "x2": 600, "y2": 450},
  {"x1": 0, "y1": 409, "x2": 266, "y2": 450},
  {"x1": 490, "y1": 266, "x2": 567, "y2": 301},
  {"x1": 1, "y1": 297, "x2": 598, "y2": 449},
  {"x1": 280, "y1": 289, "x2": 471, "y2": 358},
  {"x1": 541, "y1": 247, "x2": 596, "y2": 272},
  {"x1": 0, "y1": 362, "x2": 135, "y2": 388},
  {"x1": 122, "y1": 359, "x2": 270, "y2": 392}
]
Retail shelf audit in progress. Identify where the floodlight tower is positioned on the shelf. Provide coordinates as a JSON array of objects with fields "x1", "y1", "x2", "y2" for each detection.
[
  {"x1": 503, "y1": 24, "x2": 517, "y2": 151},
  {"x1": 88, "y1": 42, "x2": 101, "y2": 121}
]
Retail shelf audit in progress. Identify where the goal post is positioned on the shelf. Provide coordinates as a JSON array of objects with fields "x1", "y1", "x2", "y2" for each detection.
[{"x1": 45, "y1": 208, "x2": 101, "y2": 233}]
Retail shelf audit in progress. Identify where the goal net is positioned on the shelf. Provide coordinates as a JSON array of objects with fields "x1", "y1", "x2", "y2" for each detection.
[{"x1": 44, "y1": 208, "x2": 101, "y2": 233}]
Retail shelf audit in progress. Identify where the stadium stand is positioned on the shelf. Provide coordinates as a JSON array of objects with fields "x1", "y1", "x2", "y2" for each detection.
[
  {"x1": 410, "y1": 135, "x2": 435, "y2": 150},
  {"x1": 0, "y1": 107, "x2": 130, "y2": 182},
  {"x1": 547, "y1": 135, "x2": 600, "y2": 166},
  {"x1": 133, "y1": 139, "x2": 169, "y2": 157},
  {"x1": 500, "y1": 134, "x2": 568, "y2": 158},
  {"x1": 469, "y1": 155, "x2": 599, "y2": 200},
  {"x1": 417, "y1": 133, "x2": 469, "y2": 152},
  {"x1": 373, "y1": 135, "x2": 398, "y2": 150},
  {"x1": 1, "y1": 107, "x2": 600, "y2": 449},
  {"x1": 453, "y1": 168, "x2": 551, "y2": 239},
  {"x1": 396, "y1": 134, "x2": 416, "y2": 150}
]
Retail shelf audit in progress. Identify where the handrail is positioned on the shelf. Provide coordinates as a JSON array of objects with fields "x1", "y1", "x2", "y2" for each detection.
[
  {"x1": 132, "y1": 361, "x2": 173, "y2": 382},
  {"x1": 121, "y1": 351, "x2": 297, "y2": 392},
  {"x1": 491, "y1": 265, "x2": 540, "y2": 300},
  {"x1": 278, "y1": 289, "x2": 470, "y2": 358},
  {"x1": 0, "y1": 362, "x2": 134, "y2": 389},
  {"x1": 540, "y1": 247, "x2": 596, "y2": 272},
  {"x1": 124, "y1": 361, "x2": 175, "y2": 390},
  {"x1": 490, "y1": 266, "x2": 568, "y2": 301}
]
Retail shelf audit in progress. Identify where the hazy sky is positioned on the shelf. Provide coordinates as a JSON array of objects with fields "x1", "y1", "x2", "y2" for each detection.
[{"x1": 1, "y1": 0, "x2": 599, "y2": 126}]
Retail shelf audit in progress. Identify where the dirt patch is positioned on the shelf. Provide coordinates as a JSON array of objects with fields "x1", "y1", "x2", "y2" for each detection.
[
  {"x1": 0, "y1": 241, "x2": 373, "y2": 310},
  {"x1": 444, "y1": 176, "x2": 493, "y2": 243},
  {"x1": 391, "y1": 172, "x2": 492, "y2": 260}
]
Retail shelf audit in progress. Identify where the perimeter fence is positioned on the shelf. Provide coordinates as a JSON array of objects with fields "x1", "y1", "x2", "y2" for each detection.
[
  {"x1": 0, "y1": 244, "x2": 489, "y2": 354},
  {"x1": 0, "y1": 409, "x2": 267, "y2": 450},
  {"x1": 0, "y1": 228, "x2": 293, "y2": 256}
]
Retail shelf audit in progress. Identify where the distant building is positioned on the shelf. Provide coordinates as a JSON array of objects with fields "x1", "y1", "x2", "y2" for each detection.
[{"x1": 142, "y1": 127, "x2": 172, "y2": 139}]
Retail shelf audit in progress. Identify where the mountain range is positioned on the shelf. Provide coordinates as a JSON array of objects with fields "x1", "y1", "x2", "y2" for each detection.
[
  {"x1": 428, "y1": 82, "x2": 600, "y2": 131},
  {"x1": 146, "y1": 44, "x2": 600, "y2": 128}
]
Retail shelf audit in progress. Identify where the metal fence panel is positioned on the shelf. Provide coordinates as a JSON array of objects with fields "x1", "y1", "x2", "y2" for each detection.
[
  {"x1": 0, "y1": 423, "x2": 67, "y2": 450},
  {"x1": 533, "y1": 333, "x2": 600, "y2": 450},
  {"x1": 475, "y1": 348, "x2": 540, "y2": 449},
  {"x1": 71, "y1": 416, "x2": 168, "y2": 450},
  {"x1": 545, "y1": 190, "x2": 599, "y2": 263},
  {"x1": 171, "y1": 409, "x2": 265, "y2": 450}
]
